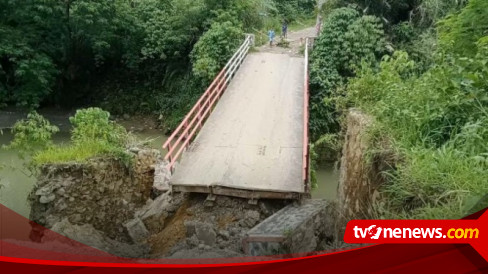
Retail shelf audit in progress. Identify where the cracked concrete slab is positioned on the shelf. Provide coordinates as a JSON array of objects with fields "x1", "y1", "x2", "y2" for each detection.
[{"x1": 170, "y1": 52, "x2": 305, "y2": 195}]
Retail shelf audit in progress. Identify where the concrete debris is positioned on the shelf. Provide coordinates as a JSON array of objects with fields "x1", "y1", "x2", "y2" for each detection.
[
  {"x1": 194, "y1": 222, "x2": 216, "y2": 246},
  {"x1": 46, "y1": 218, "x2": 149, "y2": 258},
  {"x1": 124, "y1": 218, "x2": 150, "y2": 243},
  {"x1": 243, "y1": 199, "x2": 336, "y2": 256},
  {"x1": 28, "y1": 145, "x2": 344, "y2": 259},
  {"x1": 153, "y1": 158, "x2": 171, "y2": 191},
  {"x1": 29, "y1": 149, "x2": 160, "y2": 243},
  {"x1": 39, "y1": 194, "x2": 56, "y2": 204}
]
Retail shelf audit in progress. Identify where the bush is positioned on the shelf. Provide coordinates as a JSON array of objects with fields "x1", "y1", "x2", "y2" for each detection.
[
  {"x1": 439, "y1": 0, "x2": 488, "y2": 57},
  {"x1": 273, "y1": 0, "x2": 315, "y2": 22},
  {"x1": 346, "y1": 46, "x2": 488, "y2": 219},
  {"x1": 348, "y1": 47, "x2": 488, "y2": 148},
  {"x1": 395, "y1": 27, "x2": 438, "y2": 73},
  {"x1": 69, "y1": 108, "x2": 127, "y2": 147},
  {"x1": 20, "y1": 108, "x2": 133, "y2": 166},
  {"x1": 413, "y1": 0, "x2": 467, "y2": 28},
  {"x1": 309, "y1": 8, "x2": 385, "y2": 139},
  {"x1": 191, "y1": 21, "x2": 244, "y2": 83},
  {"x1": 342, "y1": 0, "x2": 466, "y2": 27},
  {"x1": 4, "y1": 111, "x2": 59, "y2": 158}
]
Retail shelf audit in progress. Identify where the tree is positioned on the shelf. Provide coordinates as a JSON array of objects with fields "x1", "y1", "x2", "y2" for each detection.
[
  {"x1": 191, "y1": 21, "x2": 244, "y2": 82},
  {"x1": 309, "y1": 8, "x2": 385, "y2": 139},
  {"x1": 439, "y1": 0, "x2": 488, "y2": 57}
]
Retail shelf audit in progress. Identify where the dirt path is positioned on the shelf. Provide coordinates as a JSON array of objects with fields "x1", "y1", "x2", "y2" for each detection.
[{"x1": 258, "y1": 26, "x2": 317, "y2": 57}]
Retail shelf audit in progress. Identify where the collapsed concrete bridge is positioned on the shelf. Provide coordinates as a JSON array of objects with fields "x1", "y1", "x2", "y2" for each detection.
[{"x1": 162, "y1": 34, "x2": 313, "y2": 200}]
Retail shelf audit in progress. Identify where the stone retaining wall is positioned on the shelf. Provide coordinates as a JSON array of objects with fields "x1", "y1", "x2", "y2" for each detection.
[
  {"x1": 337, "y1": 109, "x2": 391, "y2": 223},
  {"x1": 29, "y1": 148, "x2": 161, "y2": 242}
]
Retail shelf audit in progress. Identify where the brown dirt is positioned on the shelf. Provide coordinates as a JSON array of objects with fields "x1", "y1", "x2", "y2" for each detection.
[
  {"x1": 217, "y1": 214, "x2": 238, "y2": 230},
  {"x1": 148, "y1": 199, "x2": 191, "y2": 256},
  {"x1": 258, "y1": 27, "x2": 317, "y2": 57}
]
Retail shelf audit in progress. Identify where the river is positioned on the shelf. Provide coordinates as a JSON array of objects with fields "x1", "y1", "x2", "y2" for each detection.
[
  {"x1": 0, "y1": 128, "x2": 168, "y2": 217},
  {"x1": 1, "y1": 119, "x2": 338, "y2": 218},
  {"x1": 312, "y1": 163, "x2": 339, "y2": 200}
]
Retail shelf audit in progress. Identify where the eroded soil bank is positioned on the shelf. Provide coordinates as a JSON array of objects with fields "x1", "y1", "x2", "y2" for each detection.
[
  {"x1": 20, "y1": 106, "x2": 386, "y2": 259},
  {"x1": 25, "y1": 147, "x2": 294, "y2": 258},
  {"x1": 24, "y1": 109, "x2": 383, "y2": 259},
  {"x1": 27, "y1": 149, "x2": 345, "y2": 258},
  {"x1": 0, "y1": 110, "x2": 167, "y2": 217}
]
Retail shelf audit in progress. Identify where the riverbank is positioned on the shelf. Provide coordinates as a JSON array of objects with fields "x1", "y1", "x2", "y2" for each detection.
[
  {"x1": 18, "y1": 108, "x2": 370, "y2": 258},
  {"x1": 0, "y1": 109, "x2": 167, "y2": 217},
  {"x1": 0, "y1": 109, "x2": 340, "y2": 218}
]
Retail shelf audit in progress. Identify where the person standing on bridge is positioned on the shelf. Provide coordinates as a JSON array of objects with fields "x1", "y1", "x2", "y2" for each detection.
[{"x1": 268, "y1": 29, "x2": 275, "y2": 47}]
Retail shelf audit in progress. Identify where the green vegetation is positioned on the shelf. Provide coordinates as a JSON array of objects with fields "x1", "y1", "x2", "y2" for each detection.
[
  {"x1": 191, "y1": 21, "x2": 244, "y2": 83},
  {"x1": 69, "y1": 108, "x2": 127, "y2": 147},
  {"x1": 6, "y1": 108, "x2": 131, "y2": 167},
  {"x1": 310, "y1": 7, "x2": 385, "y2": 140},
  {"x1": 3, "y1": 112, "x2": 59, "y2": 159},
  {"x1": 35, "y1": 108, "x2": 131, "y2": 165},
  {"x1": 288, "y1": 16, "x2": 317, "y2": 32},
  {"x1": 311, "y1": 0, "x2": 487, "y2": 219},
  {"x1": 34, "y1": 140, "x2": 127, "y2": 165},
  {"x1": 1, "y1": 0, "x2": 314, "y2": 130}
]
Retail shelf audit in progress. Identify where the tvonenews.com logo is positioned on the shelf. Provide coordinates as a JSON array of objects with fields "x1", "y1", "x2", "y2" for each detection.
[
  {"x1": 353, "y1": 225, "x2": 479, "y2": 240},
  {"x1": 343, "y1": 215, "x2": 487, "y2": 261}
]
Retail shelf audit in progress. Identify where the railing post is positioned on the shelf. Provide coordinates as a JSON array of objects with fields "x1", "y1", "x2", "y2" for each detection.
[
  {"x1": 219, "y1": 74, "x2": 226, "y2": 99},
  {"x1": 247, "y1": 34, "x2": 255, "y2": 47}
]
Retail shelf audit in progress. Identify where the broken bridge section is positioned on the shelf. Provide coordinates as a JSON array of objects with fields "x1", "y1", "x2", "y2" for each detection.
[
  {"x1": 163, "y1": 35, "x2": 312, "y2": 200},
  {"x1": 170, "y1": 52, "x2": 305, "y2": 199},
  {"x1": 243, "y1": 199, "x2": 331, "y2": 256}
]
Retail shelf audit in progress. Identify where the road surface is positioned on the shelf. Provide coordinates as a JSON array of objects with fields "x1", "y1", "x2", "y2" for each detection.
[{"x1": 170, "y1": 27, "x2": 313, "y2": 198}]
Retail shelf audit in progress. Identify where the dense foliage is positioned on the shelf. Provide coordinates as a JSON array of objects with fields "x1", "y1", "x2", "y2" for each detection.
[
  {"x1": 1, "y1": 0, "x2": 313, "y2": 130},
  {"x1": 6, "y1": 108, "x2": 132, "y2": 166},
  {"x1": 311, "y1": 0, "x2": 488, "y2": 219},
  {"x1": 69, "y1": 108, "x2": 128, "y2": 147},
  {"x1": 191, "y1": 21, "x2": 244, "y2": 82},
  {"x1": 339, "y1": 0, "x2": 466, "y2": 27},
  {"x1": 274, "y1": 0, "x2": 315, "y2": 22},
  {"x1": 309, "y1": 7, "x2": 385, "y2": 139},
  {"x1": 438, "y1": 0, "x2": 488, "y2": 56},
  {"x1": 3, "y1": 112, "x2": 59, "y2": 158}
]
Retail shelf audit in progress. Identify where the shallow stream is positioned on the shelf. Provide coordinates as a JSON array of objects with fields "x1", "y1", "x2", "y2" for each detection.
[
  {"x1": 0, "y1": 128, "x2": 167, "y2": 217},
  {"x1": 1, "y1": 118, "x2": 338, "y2": 217}
]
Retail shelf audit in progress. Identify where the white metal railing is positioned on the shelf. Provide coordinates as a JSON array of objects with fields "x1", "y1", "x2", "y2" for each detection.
[{"x1": 163, "y1": 34, "x2": 254, "y2": 172}]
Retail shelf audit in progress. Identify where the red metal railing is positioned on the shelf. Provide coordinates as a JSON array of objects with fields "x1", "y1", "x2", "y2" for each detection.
[
  {"x1": 163, "y1": 35, "x2": 254, "y2": 172},
  {"x1": 303, "y1": 38, "x2": 311, "y2": 191}
]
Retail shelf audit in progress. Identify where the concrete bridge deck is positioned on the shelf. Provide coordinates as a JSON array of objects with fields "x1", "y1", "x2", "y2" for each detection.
[{"x1": 170, "y1": 52, "x2": 306, "y2": 199}]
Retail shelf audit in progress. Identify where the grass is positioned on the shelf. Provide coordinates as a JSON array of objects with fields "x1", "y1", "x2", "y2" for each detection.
[
  {"x1": 252, "y1": 15, "x2": 317, "y2": 47},
  {"x1": 342, "y1": 49, "x2": 488, "y2": 220},
  {"x1": 33, "y1": 141, "x2": 129, "y2": 165},
  {"x1": 377, "y1": 145, "x2": 488, "y2": 219},
  {"x1": 288, "y1": 16, "x2": 317, "y2": 32}
]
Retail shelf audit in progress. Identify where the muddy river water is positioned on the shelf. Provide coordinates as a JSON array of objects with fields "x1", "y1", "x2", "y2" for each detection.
[
  {"x1": 0, "y1": 117, "x2": 338, "y2": 217},
  {"x1": 0, "y1": 129, "x2": 168, "y2": 217}
]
